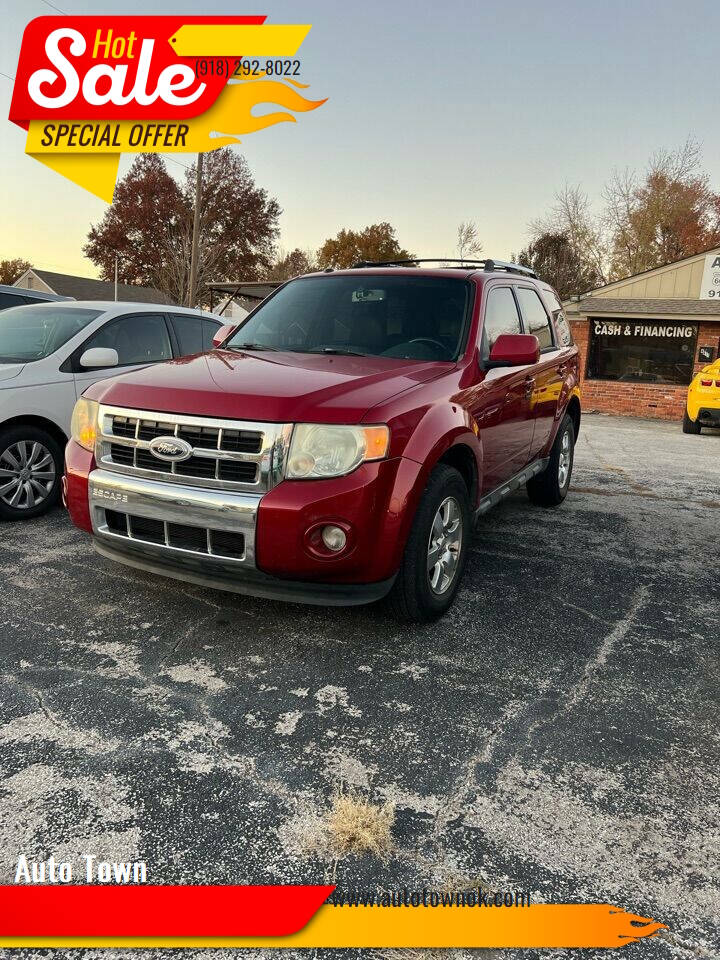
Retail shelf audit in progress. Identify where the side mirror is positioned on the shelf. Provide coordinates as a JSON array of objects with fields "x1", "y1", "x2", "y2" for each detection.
[
  {"x1": 486, "y1": 334, "x2": 540, "y2": 369},
  {"x1": 80, "y1": 347, "x2": 119, "y2": 369},
  {"x1": 212, "y1": 323, "x2": 237, "y2": 348}
]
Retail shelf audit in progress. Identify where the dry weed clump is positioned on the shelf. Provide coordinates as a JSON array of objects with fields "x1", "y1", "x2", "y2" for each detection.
[{"x1": 326, "y1": 790, "x2": 395, "y2": 860}]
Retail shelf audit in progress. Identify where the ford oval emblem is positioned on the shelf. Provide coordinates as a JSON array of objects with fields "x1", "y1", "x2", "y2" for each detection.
[{"x1": 148, "y1": 435, "x2": 193, "y2": 462}]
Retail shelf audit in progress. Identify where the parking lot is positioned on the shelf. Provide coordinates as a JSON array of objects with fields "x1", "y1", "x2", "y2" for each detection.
[{"x1": 1, "y1": 414, "x2": 718, "y2": 960}]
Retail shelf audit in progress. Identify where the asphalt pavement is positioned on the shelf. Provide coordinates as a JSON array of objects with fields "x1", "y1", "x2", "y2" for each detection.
[{"x1": 1, "y1": 414, "x2": 718, "y2": 960}]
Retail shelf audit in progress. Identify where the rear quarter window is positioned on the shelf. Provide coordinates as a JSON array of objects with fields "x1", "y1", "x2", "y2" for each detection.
[{"x1": 541, "y1": 288, "x2": 574, "y2": 347}]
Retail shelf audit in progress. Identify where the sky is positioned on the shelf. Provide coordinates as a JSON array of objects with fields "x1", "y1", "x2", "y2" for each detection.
[{"x1": 2, "y1": 0, "x2": 720, "y2": 279}]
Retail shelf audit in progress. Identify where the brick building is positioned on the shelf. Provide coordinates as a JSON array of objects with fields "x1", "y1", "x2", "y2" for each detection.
[{"x1": 563, "y1": 248, "x2": 720, "y2": 420}]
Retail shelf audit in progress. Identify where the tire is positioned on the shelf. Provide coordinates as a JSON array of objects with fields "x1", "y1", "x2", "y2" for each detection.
[
  {"x1": 0, "y1": 426, "x2": 64, "y2": 521},
  {"x1": 527, "y1": 414, "x2": 575, "y2": 508},
  {"x1": 389, "y1": 464, "x2": 471, "y2": 623},
  {"x1": 682, "y1": 409, "x2": 701, "y2": 434}
]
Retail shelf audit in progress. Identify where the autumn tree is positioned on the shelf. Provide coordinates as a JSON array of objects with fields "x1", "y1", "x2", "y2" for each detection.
[
  {"x1": 457, "y1": 221, "x2": 482, "y2": 262},
  {"x1": 316, "y1": 223, "x2": 413, "y2": 269},
  {"x1": 0, "y1": 259, "x2": 31, "y2": 285},
  {"x1": 603, "y1": 139, "x2": 720, "y2": 279},
  {"x1": 527, "y1": 140, "x2": 720, "y2": 289},
  {"x1": 515, "y1": 233, "x2": 603, "y2": 299},
  {"x1": 266, "y1": 248, "x2": 316, "y2": 281},
  {"x1": 84, "y1": 155, "x2": 186, "y2": 292},
  {"x1": 85, "y1": 150, "x2": 281, "y2": 305}
]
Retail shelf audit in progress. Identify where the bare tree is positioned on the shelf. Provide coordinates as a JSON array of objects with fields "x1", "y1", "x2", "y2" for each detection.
[
  {"x1": 457, "y1": 221, "x2": 483, "y2": 263},
  {"x1": 531, "y1": 185, "x2": 607, "y2": 285}
]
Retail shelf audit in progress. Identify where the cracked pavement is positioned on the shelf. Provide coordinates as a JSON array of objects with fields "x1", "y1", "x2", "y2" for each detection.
[{"x1": 1, "y1": 414, "x2": 718, "y2": 959}]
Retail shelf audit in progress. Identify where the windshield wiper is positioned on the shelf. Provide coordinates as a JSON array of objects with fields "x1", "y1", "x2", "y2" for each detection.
[
  {"x1": 309, "y1": 347, "x2": 369, "y2": 357},
  {"x1": 227, "y1": 342, "x2": 280, "y2": 352}
]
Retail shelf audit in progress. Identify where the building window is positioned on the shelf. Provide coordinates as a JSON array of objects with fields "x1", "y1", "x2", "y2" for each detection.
[{"x1": 587, "y1": 319, "x2": 698, "y2": 385}]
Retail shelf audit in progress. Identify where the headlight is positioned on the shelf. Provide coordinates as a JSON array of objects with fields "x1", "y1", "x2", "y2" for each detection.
[
  {"x1": 70, "y1": 397, "x2": 99, "y2": 451},
  {"x1": 286, "y1": 424, "x2": 389, "y2": 479}
]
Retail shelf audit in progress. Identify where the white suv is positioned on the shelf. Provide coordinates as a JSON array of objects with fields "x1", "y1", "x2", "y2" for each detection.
[{"x1": 0, "y1": 300, "x2": 225, "y2": 520}]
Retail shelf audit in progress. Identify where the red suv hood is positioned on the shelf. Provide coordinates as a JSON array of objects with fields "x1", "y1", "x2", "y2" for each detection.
[{"x1": 86, "y1": 349, "x2": 451, "y2": 423}]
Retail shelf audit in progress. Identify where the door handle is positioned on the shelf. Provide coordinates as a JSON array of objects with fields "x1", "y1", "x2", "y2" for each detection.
[{"x1": 524, "y1": 376, "x2": 535, "y2": 398}]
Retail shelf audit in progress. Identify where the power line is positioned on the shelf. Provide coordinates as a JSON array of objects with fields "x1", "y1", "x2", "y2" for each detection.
[
  {"x1": 164, "y1": 156, "x2": 191, "y2": 170},
  {"x1": 2, "y1": 0, "x2": 69, "y2": 81},
  {"x1": 39, "y1": 0, "x2": 68, "y2": 13}
]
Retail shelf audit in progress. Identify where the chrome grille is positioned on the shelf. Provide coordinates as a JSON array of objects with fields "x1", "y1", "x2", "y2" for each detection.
[
  {"x1": 96, "y1": 405, "x2": 293, "y2": 493},
  {"x1": 104, "y1": 508, "x2": 246, "y2": 561}
]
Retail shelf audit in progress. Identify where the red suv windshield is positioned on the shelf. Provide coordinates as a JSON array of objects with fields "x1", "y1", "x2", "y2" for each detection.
[{"x1": 227, "y1": 274, "x2": 471, "y2": 362}]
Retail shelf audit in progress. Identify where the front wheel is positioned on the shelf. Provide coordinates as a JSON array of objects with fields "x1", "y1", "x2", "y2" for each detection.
[
  {"x1": 682, "y1": 409, "x2": 701, "y2": 434},
  {"x1": 527, "y1": 414, "x2": 575, "y2": 508},
  {"x1": 389, "y1": 464, "x2": 471, "y2": 623},
  {"x1": 0, "y1": 426, "x2": 63, "y2": 521}
]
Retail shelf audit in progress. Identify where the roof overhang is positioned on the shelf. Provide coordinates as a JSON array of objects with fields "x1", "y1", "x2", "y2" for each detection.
[{"x1": 207, "y1": 282, "x2": 281, "y2": 302}]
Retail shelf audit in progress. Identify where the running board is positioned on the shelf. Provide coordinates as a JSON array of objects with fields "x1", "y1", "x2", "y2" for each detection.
[{"x1": 474, "y1": 458, "x2": 550, "y2": 518}]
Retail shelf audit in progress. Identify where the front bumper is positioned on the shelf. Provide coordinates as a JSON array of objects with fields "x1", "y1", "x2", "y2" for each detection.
[
  {"x1": 89, "y1": 467, "x2": 260, "y2": 567},
  {"x1": 80, "y1": 454, "x2": 413, "y2": 604},
  {"x1": 92, "y1": 537, "x2": 396, "y2": 606}
]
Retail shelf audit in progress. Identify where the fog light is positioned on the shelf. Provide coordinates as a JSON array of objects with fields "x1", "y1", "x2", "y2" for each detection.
[{"x1": 321, "y1": 525, "x2": 347, "y2": 552}]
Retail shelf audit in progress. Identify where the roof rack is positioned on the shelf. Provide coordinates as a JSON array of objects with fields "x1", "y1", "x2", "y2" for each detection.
[{"x1": 350, "y1": 257, "x2": 537, "y2": 277}]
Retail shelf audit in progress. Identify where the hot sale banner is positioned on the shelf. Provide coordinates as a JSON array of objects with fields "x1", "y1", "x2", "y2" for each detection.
[{"x1": 8, "y1": 16, "x2": 326, "y2": 200}]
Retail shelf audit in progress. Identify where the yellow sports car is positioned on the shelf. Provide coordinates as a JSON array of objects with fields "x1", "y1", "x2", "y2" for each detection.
[{"x1": 684, "y1": 360, "x2": 720, "y2": 433}]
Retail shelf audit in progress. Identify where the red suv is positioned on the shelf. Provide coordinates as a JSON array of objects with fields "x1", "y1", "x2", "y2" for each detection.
[{"x1": 65, "y1": 260, "x2": 580, "y2": 622}]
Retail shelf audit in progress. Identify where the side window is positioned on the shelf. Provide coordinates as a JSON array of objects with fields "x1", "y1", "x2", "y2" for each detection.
[
  {"x1": 482, "y1": 287, "x2": 521, "y2": 352},
  {"x1": 83, "y1": 313, "x2": 172, "y2": 367},
  {"x1": 170, "y1": 313, "x2": 203, "y2": 356},
  {"x1": 542, "y1": 289, "x2": 574, "y2": 347},
  {"x1": 516, "y1": 287, "x2": 555, "y2": 351},
  {"x1": 0, "y1": 292, "x2": 28, "y2": 310},
  {"x1": 202, "y1": 319, "x2": 222, "y2": 350}
]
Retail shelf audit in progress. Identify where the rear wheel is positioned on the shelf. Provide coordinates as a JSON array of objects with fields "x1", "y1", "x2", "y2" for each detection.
[
  {"x1": 0, "y1": 426, "x2": 63, "y2": 521},
  {"x1": 389, "y1": 464, "x2": 471, "y2": 623},
  {"x1": 682, "y1": 409, "x2": 701, "y2": 434},
  {"x1": 527, "y1": 414, "x2": 574, "y2": 507}
]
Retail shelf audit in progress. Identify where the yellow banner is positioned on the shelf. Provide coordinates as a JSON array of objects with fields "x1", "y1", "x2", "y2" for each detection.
[
  {"x1": 0, "y1": 904, "x2": 667, "y2": 949},
  {"x1": 25, "y1": 78, "x2": 326, "y2": 201},
  {"x1": 168, "y1": 24, "x2": 312, "y2": 56}
]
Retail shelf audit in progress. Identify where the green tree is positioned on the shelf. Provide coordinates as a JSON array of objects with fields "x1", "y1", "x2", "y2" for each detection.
[
  {"x1": 515, "y1": 232, "x2": 603, "y2": 299},
  {"x1": 266, "y1": 248, "x2": 316, "y2": 281},
  {"x1": 316, "y1": 223, "x2": 413, "y2": 269},
  {"x1": 0, "y1": 258, "x2": 31, "y2": 285}
]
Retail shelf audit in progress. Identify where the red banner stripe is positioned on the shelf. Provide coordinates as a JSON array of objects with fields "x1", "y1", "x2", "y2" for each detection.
[{"x1": 0, "y1": 885, "x2": 334, "y2": 936}]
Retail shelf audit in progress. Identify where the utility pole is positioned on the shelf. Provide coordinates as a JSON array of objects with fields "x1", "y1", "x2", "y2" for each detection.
[
  {"x1": 188, "y1": 152, "x2": 204, "y2": 308},
  {"x1": 114, "y1": 254, "x2": 118, "y2": 301}
]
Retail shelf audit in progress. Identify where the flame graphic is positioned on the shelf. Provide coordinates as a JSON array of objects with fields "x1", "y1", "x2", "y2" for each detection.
[{"x1": 183, "y1": 77, "x2": 327, "y2": 149}]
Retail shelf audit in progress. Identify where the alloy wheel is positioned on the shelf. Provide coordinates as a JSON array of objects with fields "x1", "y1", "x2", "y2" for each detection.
[
  {"x1": 558, "y1": 429, "x2": 571, "y2": 489},
  {"x1": 427, "y1": 496, "x2": 463, "y2": 595},
  {"x1": 0, "y1": 441, "x2": 56, "y2": 511}
]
